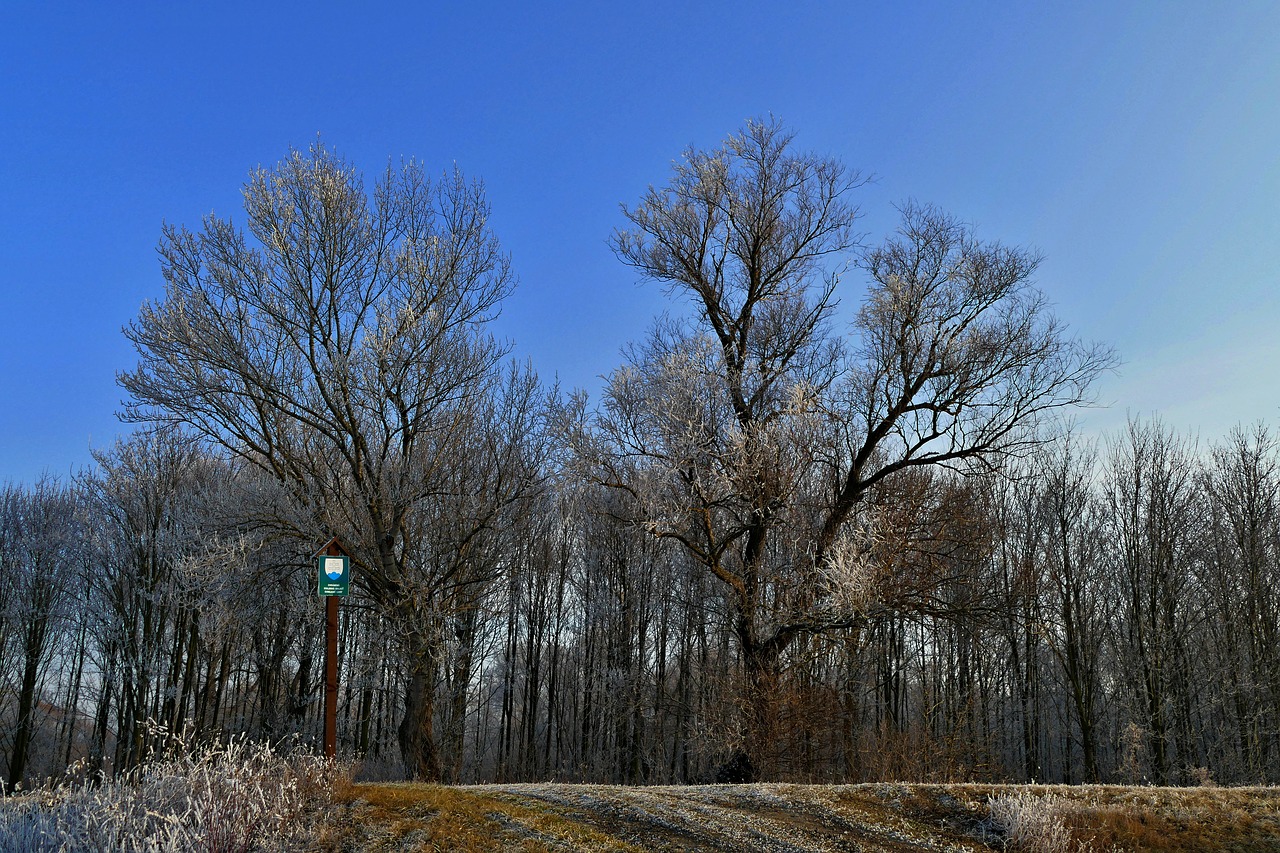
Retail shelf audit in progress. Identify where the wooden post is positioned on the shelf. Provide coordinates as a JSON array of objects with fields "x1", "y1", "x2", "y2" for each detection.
[
  {"x1": 321, "y1": 538, "x2": 344, "y2": 760},
  {"x1": 325, "y1": 594, "x2": 338, "y2": 759}
]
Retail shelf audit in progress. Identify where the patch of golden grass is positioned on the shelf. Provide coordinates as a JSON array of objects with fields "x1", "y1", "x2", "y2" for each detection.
[
  {"x1": 929, "y1": 784, "x2": 1280, "y2": 853},
  {"x1": 818, "y1": 783, "x2": 1280, "y2": 853},
  {"x1": 1059, "y1": 786, "x2": 1280, "y2": 853},
  {"x1": 332, "y1": 783, "x2": 640, "y2": 852}
]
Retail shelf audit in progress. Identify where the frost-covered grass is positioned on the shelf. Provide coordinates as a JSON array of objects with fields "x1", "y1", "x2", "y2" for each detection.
[
  {"x1": 0, "y1": 736, "x2": 347, "y2": 853},
  {"x1": 321, "y1": 781, "x2": 1280, "y2": 852},
  {"x1": 988, "y1": 792, "x2": 1085, "y2": 852}
]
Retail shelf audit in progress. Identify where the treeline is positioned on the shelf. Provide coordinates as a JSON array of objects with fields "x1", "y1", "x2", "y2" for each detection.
[
  {"x1": 3, "y1": 120, "x2": 1275, "y2": 789},
  {"x1": 2, "y1": 417, "x2": 1279, "y2": 787}
]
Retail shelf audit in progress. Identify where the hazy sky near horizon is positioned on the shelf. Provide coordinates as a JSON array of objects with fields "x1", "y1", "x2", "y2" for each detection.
[{"x1": 2, "y1": 2, "x2": 1278, "y2": 483}]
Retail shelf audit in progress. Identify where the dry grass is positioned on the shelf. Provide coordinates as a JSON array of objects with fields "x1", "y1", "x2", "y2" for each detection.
[
  {"x1": 1028, "y1": 784, "x2": 1280, "y2": 852},
  {"x1": 318, "y1": 781, "x2": 990, "y2": 851},
  {"x1": 0, "y1": 733, "x2": 347, "y2": 853},
  {"x1": 315, "y1": 781, "x2": 1280, "y2": 852},
  {"x1": 988, "y1": 792, "x2": 1084, "y2": 852},
  {"x1": 316, "y1": 784, "x2": 642, "y2": 852},
  {"x1": 8, "y1": 742, "x2": 1276, "y2": 853}
]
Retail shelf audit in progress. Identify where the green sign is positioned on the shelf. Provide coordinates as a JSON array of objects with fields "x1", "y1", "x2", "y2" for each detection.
[{"x1": 317, "y1": 555, "x2": 349, "y2": 596}]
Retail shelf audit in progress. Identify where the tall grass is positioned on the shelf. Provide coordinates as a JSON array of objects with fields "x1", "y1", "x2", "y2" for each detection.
[
  {"x1": 0, "y1": 731, "x2": 346, "y2": 852},
  {"x1": 988, "y1": 791, "x2": 1092, "y2": 853}
]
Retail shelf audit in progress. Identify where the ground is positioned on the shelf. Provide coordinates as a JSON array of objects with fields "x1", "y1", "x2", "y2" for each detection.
[{"x1": 313, "y1": 781, "x2": 1280, "y2": 852}]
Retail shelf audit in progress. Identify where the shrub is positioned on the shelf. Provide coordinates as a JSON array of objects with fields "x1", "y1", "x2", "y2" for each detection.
[
  {"x1": 988, "y1": 792, "x2": 1091, "y2": 853},
  {"x1": 0, "y1": 733, "x2": 347, "y2": 852}
]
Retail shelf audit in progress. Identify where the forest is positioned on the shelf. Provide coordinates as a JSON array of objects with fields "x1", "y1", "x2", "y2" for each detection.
[{"x1": 2, "y1": 120, "x2": 1276, "y2": 792}]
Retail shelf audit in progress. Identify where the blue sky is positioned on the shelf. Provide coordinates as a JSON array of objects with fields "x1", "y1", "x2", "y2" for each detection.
[{"x1": 2, "y1": 2, "x2": 1278, "y2": 483}]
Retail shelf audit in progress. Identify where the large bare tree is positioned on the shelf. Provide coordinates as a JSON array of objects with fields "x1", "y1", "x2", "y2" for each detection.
[
  {"x1": 119, "y1": 143, "x2": 516, "y2": 779},
  {"x1": 586, "y1": 118, "x2": 1116, "y2": 780}
]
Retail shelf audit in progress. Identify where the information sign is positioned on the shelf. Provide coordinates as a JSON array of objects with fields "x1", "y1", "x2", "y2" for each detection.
[{"x1": 317, "y1": 555, "x2": 349, "y2": 596}]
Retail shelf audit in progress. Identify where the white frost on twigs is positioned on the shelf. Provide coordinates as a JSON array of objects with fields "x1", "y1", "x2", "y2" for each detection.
[{"x1": 813, "y1": 519, "x2": 881, "y2": 617}]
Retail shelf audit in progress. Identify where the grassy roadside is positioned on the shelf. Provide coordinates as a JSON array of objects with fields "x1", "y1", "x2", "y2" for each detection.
[{"x1": 314, "y1": 781, "x2": 1280, "y2": 852}]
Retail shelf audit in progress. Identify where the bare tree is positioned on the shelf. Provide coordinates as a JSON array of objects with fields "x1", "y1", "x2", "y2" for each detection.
[
  {"x1": 1203, "y1": 424, "x2": 1280, "y2": 779},
  {"x1": 1030, "y1": 432, "x2": 1109, "y2": 782},
  {"x1": 1103, "y1": 416, "x2": 1204, "y2": 784},
  {"x1": 79, "y1": 427, "x2": 236, "y2": 769},
  {"x1": 119, "y1": 143, "x2": 515, "y2": 780},
  {"x1": 1, "y1": 478, "x2": 81, "y2": 790},
  {"x1": 585, "y1": 118, "x2": 1116, "y2": 780}
]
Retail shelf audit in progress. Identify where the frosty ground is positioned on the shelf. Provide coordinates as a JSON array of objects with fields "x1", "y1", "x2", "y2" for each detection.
[
  {"x1": 317, "y1": 780, "x2": 1280, "y2": 852},
  {"x1": 4, "y1": 738, "x2": 1278, "y2": 852}
]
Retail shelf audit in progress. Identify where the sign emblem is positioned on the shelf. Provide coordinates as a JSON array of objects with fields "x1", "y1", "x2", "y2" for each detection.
[{"x1": 317, "y1": 555, "x2": 349, "y2": 596}]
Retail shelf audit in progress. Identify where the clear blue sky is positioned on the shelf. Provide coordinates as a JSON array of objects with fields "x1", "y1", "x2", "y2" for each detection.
[{"x1": 2, "y1": 2, "x2": 1278, "y2": 483}]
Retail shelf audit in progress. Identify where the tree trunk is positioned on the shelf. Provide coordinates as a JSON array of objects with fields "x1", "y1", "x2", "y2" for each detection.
[
  {"x1": 61, "y1": 618, "x2": 89, "y2": 769},
  {"x1": 441, "y1": 609, "x2": 476, "y2": 783},
  {"x1": 7, "y1": 618, "x2": 48, "y2": 791},
  {"x1": 398, "y1": 624, "x2": 442, "y2": 780},
  {"x1": 729, "y1": 631, "x2": 786, "y2": 783},
  {"x1": 90, "y1": 641, "x2": 118, "y2": 780}
]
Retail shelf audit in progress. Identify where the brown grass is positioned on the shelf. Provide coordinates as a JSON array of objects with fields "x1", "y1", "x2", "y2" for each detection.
[
  {"x1": 316, "y1": 783, "x2": 641, "y2": 852},
  {"x1": 313, "y1": 781, "x2": 1280, "y2": 852},
  {"x1": 1042, "y1": 785, "x2": 1280, "y2": 852}
]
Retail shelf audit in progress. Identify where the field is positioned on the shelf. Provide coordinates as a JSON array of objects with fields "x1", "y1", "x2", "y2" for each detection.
[
  {"x1": 316, "y1": 781, "x2": 1280, "y2": 852},
  {"x1": 4, "y1": 740, "x2": 1277, "y2": 852}
]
